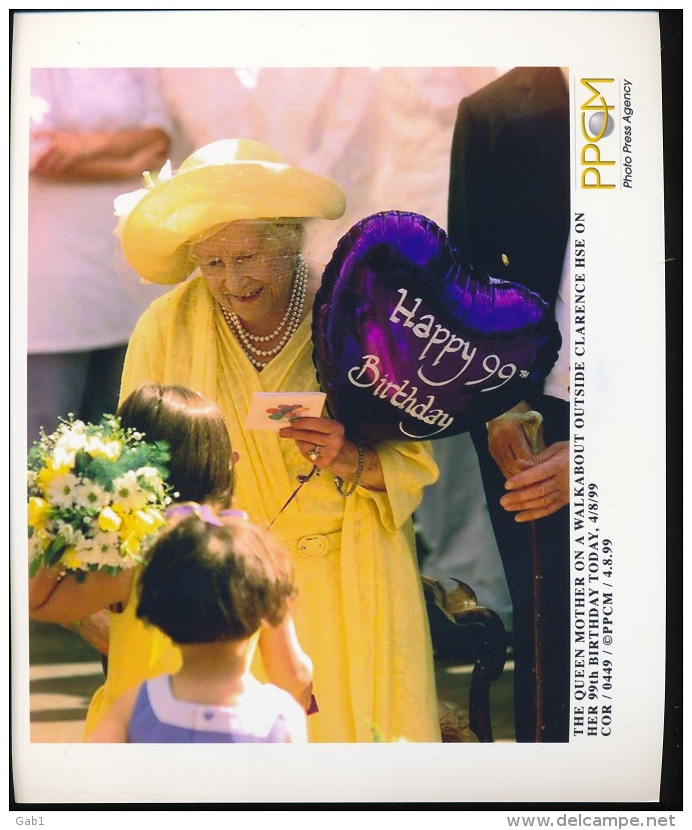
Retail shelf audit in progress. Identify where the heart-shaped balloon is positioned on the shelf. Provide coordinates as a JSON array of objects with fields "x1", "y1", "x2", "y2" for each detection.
[{"x1": 312, "y1": 211, "x2": 561, "y2": 441}]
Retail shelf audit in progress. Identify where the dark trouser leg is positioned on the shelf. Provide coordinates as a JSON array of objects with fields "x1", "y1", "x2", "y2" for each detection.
[
  {"x1": 81, "y1": 344, "x2": 128, "y2": 424},
  {"x1": 27, "y1": 352, "x2": 90, "y2": 449},
  {"x1": 27, "y1": 345, "x2": 127, "y2": 449}
]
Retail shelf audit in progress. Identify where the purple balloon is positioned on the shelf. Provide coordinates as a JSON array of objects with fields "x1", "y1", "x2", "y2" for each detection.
[{"x1": 312, "y1": 211, "x2": 561, "y2": 441}]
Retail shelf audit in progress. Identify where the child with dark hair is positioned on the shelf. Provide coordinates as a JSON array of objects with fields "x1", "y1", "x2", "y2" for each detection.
[
  {"x1": 29, "y1": 383, "x2": 313, "y2": 739},
  {"x1": 116, "y1": 383, "x2": 235, "y2": 508},
  {"x1": 87, "y1": 510, "x2": 307, "y2": 743}
]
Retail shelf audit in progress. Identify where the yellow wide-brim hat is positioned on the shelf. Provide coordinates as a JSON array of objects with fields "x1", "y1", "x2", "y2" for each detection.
[{"x1": 117, "y1": 138, "x2": 347, "y2": 285}]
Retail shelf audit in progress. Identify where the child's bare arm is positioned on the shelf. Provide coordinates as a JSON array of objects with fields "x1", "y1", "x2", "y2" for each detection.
[
  {"x1": 259, "y1": 614, "x2": 313, "y2": 710},
  {"x1": 72, "y1": 610, "x2": 111, "y2": 655},
  {"x1": 29, "y1": 566, "x2": 132, "y2": 624}
]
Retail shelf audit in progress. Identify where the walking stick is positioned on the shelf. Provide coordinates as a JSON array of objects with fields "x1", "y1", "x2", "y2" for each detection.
[
  {"x1": 512, "y1": 411, "x2": 547, "y2": 742},
  {"x1": 525, "y1": 414, "x2": 547, "y2": 741}
]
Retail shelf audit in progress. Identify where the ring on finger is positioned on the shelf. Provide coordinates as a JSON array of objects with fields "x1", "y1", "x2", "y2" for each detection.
[{"x1": 308, "y1": 445, "x2": 321, "y2": 462}]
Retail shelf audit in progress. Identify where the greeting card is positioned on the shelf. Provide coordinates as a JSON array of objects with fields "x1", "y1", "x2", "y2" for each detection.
[{"x1": 244, "y1": 392, "x2": 327, "y2": 431}]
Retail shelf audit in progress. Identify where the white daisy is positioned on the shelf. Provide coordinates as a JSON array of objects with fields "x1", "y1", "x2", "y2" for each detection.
[
  {"x1": 54, "y1": 519, "x2": 78, "y2": 544},
  {"x1": 77, "y1": 532, "x2": 127, "y2": 569},
  {"x1": 73, "y1": 480, "x2": 111, "y2": 512},
  {"x1": 45, "y1": 473, "x2": 80, "y2": 509},
  {"x1": 87, "y1": 529, "x2": 120, "y2": 556},
  {"x1": 111, "y1": 470, "x2": 148, "y2": 511},
  {"x1": 55, "y1": 424, "x2": 87, "y2": 454}
]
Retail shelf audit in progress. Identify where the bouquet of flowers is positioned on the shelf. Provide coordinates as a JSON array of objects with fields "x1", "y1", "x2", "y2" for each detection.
[{"x1": 27, "y1": 414, "x2": 173, "y2": 579}]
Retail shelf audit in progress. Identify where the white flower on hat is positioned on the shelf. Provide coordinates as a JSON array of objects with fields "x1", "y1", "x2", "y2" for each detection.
[{"x1": 114, "y1": 159, "x2": 174, "y2": 246}]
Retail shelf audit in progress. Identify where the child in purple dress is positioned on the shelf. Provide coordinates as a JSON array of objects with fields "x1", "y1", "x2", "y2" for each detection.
[{"x1": 87, "y1": 508, "x2": 308, "y2": 743}]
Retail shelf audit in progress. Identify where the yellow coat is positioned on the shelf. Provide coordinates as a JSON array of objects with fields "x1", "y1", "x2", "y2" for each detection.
[{"x1": 113, "y1": 276, "x2": 440, "y2": 742}]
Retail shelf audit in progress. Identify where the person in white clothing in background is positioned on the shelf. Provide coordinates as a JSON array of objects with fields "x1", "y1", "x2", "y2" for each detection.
[{"x1": 27, "y1": 68, "x2": 176, "y2": 449}]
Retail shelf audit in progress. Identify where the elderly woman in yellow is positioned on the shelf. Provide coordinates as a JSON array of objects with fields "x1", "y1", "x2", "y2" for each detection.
[{"x1": 116, "y1": 139, "x2": 441, "y2": 742}]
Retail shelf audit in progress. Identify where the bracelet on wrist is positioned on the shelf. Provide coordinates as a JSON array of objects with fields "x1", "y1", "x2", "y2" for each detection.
[{"x1": 334, "y1": 441, "x2": 365, "y2": 498}]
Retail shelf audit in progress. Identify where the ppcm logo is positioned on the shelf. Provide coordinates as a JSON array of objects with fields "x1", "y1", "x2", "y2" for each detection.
[{"x1": 579, "y1": 78, "x2": 616, "y2": 189}]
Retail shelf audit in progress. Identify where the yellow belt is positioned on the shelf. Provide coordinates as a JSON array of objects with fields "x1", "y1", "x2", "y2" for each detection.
[{"x1": 286, "y1": 530, "x2": 342, "y2": 559}]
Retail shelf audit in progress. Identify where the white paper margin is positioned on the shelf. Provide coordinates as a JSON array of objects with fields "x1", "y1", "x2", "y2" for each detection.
[{"x1": 10, "y1": 9, "x2": 669, "y2": 812}]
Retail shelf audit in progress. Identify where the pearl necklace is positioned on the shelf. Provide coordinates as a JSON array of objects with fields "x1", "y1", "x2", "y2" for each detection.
[{"x1": 219, "y1": 256, "x2": 307, "y2": 370}]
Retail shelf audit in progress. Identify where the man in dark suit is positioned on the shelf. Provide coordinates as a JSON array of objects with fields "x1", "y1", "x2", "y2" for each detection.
[{"x1": 448, "y1": 66, "x2": 571, "y2": 742}]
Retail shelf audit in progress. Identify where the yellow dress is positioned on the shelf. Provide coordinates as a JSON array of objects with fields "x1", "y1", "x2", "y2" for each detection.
[
  {"x1": 118, "y1": 276, "x2": 441, "y2": 742},
  {"x1": 84, "y1": 575, "x2": 181, "y2": 737}
]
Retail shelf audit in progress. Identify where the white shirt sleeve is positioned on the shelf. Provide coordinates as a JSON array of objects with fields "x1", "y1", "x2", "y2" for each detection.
[{"x1": 133, "y1": 69, "x2": 174, "y2": 134}]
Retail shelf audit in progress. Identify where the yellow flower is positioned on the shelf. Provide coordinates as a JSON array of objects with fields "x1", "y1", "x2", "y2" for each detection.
[
  {"x1": 28, "y1": 496, "x2": 50, "y2": 529},
  {"x1": 117, "y1": 509, "x2": 164, "y2": 558},
  {"x1": 147, "y1": 508, "x2": 166, "y2": 530},
  {"x1": 60, "y1": 548, "x2": 84, "y2": 571},
  {"x1": 37, "y1": 466, "x2": 56, "y2": 493},
  {"x1": 120, "y1": 531, "x2": 141, "y2": 557},
  {"x1": 132, "y1": 508, "x2": 165, "y2": 538},
  {"x1": 98, "y1": 506, "x2": 122, "y2": 532}
]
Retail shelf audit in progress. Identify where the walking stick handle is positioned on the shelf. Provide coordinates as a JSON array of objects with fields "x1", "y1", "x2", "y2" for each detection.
[{"x1": 510, "y1": 410, "x2": 546, "y2": 455}]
